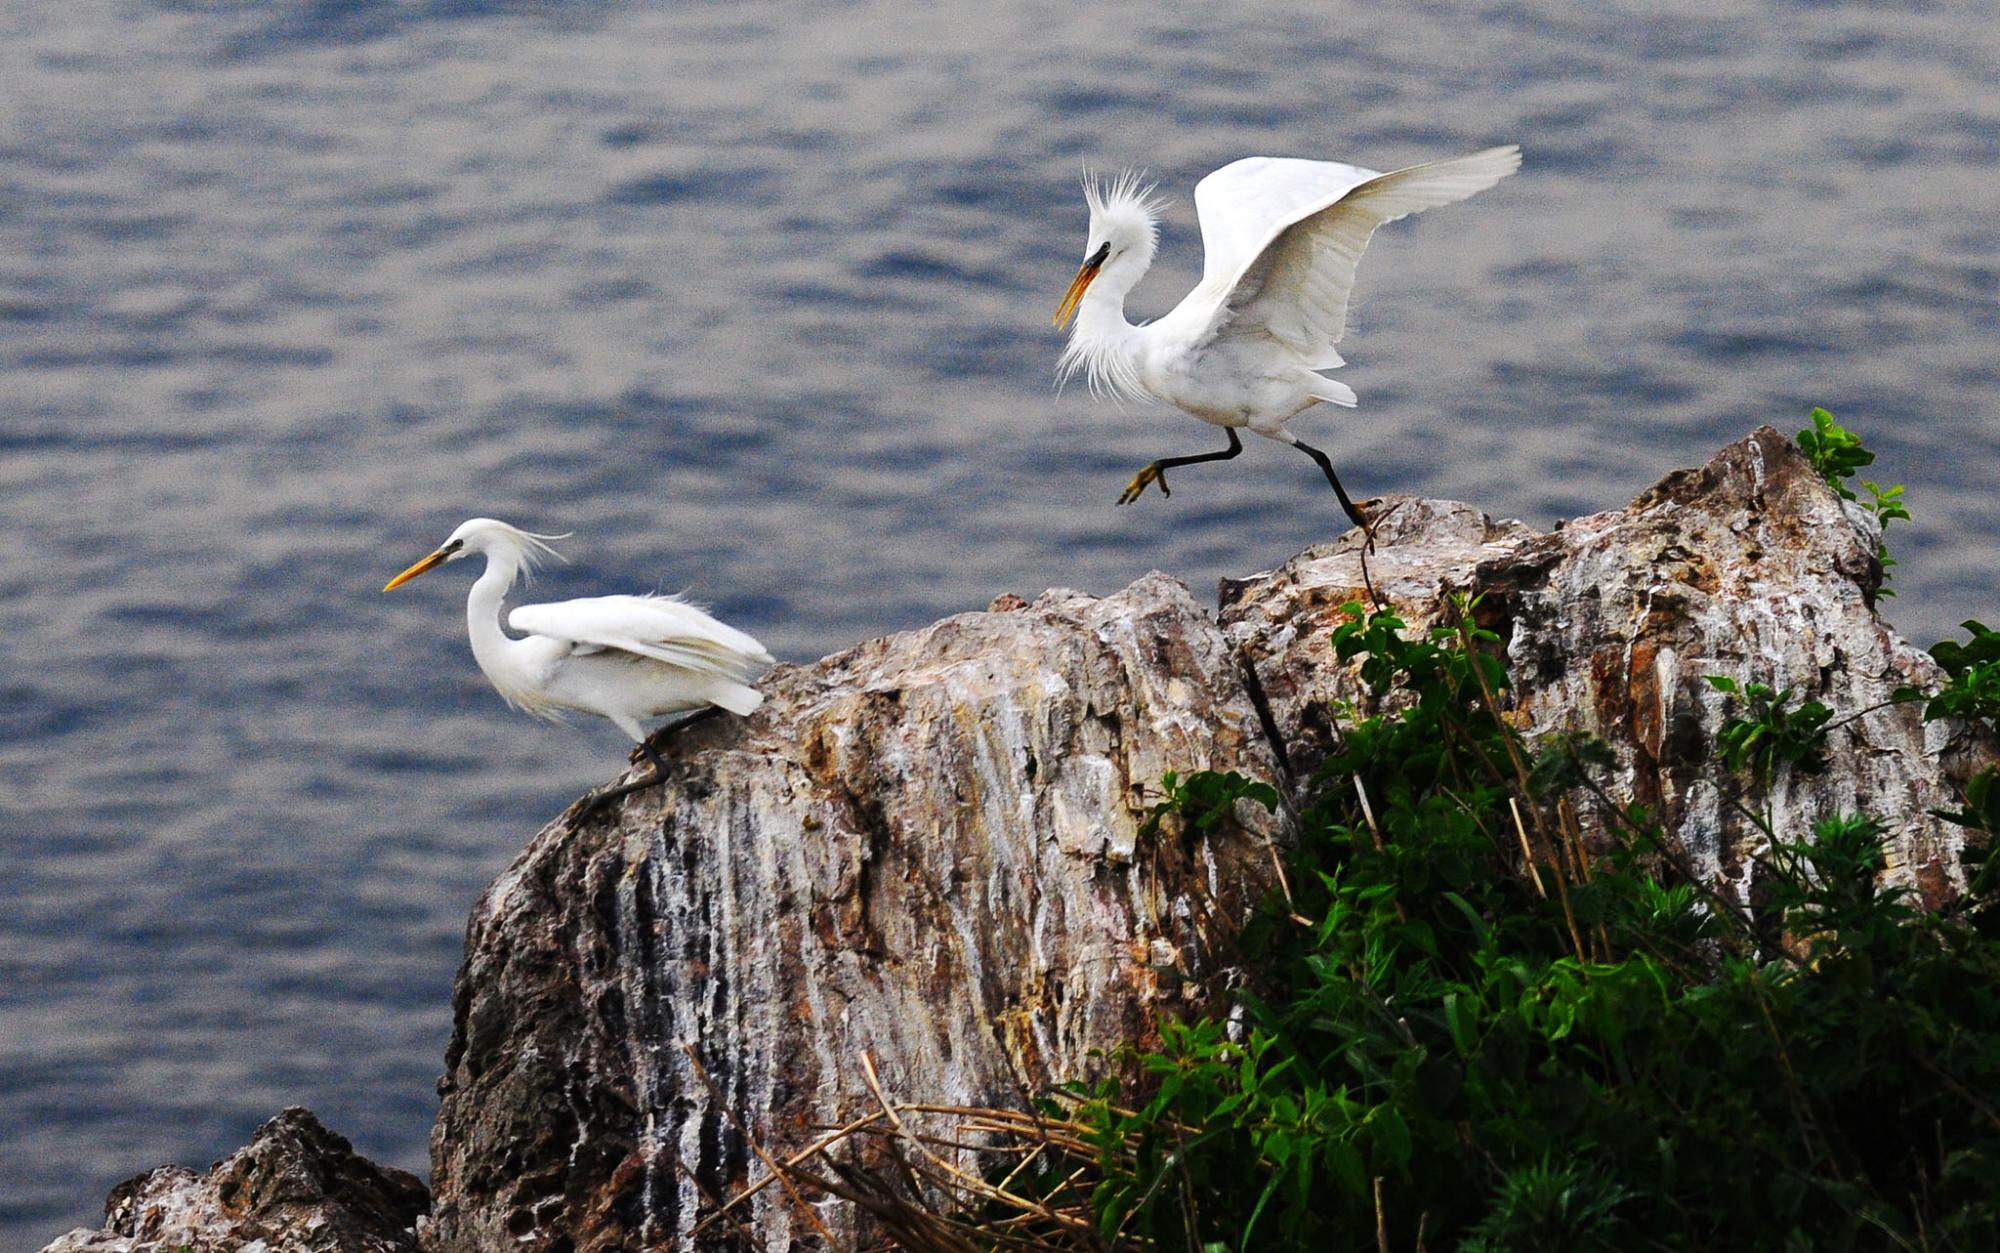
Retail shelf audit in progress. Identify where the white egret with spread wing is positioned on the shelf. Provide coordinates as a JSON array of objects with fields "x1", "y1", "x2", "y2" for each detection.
[
  {"x1": 1053, "y1": 145, "x2": 1521, "y2": 536},
  {"x1": 383, "y1": 518, "x2": 773, "y2": 806}
]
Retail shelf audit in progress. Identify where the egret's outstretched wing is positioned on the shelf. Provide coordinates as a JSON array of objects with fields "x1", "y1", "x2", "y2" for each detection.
[
  {"x1": 1189, "y1": 157, "x2": 1381, "y2": 302},
  {"x1": 511, "y1": 594, "x2": 774, "y2": 678},
  {"x1": 1197, "y1": 146, "x2": 1520, "y2": 357}
]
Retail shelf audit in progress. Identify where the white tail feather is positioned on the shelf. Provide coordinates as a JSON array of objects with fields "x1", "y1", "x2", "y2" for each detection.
[
  {"x1": 1306, "y1": 375, "x2": 1358, "y2": 407},
  {"x1": 706, "y1": 679, "x2": 764, "y2": 717}
]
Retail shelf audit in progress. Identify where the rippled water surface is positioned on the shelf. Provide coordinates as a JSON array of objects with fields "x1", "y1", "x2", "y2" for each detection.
[{"x1": 4, "y1": 0, "x2": 1997, "y2": 1239}]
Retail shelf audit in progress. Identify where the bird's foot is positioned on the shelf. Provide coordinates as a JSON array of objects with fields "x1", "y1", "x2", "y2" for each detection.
[
  {"x1": 1344, "y1": 497, "x2": 1380, "y2": 554},
  {"x1": 1117, "y1": 462, "x2": 1170, "y2": 505}
]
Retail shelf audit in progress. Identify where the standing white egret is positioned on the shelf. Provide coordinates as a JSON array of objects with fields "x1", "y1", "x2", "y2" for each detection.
[
  {"x1": 383, "y1": 518, "x2": 773, "y2": 806},
  {"x1": 1053, "y1": 145, "x2": 1521, "y2": 537}
]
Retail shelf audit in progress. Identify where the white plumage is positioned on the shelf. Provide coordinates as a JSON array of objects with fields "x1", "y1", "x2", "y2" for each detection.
[
  {"x1": 383, "y1": 518, "x2": 773, "y2": 744},
  {"x1": 1054, "y1": 145, "x2": 1521, "y2": 520}
]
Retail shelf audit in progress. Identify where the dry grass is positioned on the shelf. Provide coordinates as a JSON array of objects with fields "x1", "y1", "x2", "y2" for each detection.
[{"x1": 681, "y1": 1049, "x2": 1146, "y2": 1252}]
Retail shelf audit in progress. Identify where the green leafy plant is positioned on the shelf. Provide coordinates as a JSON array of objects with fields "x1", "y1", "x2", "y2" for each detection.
[
  {"x1": 1942, "y1": 767, "x2": 2000, "y2": 836},
  {"x1": 1797, "y1": 407, "x2": 1910, "y2": 593},
  {"x1": 1943, "y1": 772, "x2": 2000, "y2": 911},
  {"x1": 1704, "y1": 675, "x2": 1834, "y2": 777},
  {"x1": 1058, "y1": 600, "x2": 2000, "y2": 1252},
  {"x1": 1458, "y1": 1157, "x2": 1634, "y2": 1253},
  {"x1": 1922, "y1": 620, "x2": 2000, "y2": 725},
  {"x1": 1703, "y1": 614, "x2": 1998, "y2": 787},
  {"x1": 1899, "y1": 620, "x2": 2000, "y2": 847},
  {"x1": 1142, "y1": 769, "x2": 1279, "y2": 840},
  {"x1": 1797, "y1": 405, "x2": 1875, "y2": 488}
]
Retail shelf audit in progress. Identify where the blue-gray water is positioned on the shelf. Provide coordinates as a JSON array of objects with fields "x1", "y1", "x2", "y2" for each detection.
[{"x1": 3, "y1": 0, "x2": 1996, "y2": 1240}]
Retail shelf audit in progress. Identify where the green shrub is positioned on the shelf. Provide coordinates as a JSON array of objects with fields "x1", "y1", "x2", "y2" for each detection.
[
  {"x1": 1917, "y1": 619, "x2": 2000, "y2": 867},
  {"x1": 1064, "y1": 598, "x2": 2000, "y2": 1251}
]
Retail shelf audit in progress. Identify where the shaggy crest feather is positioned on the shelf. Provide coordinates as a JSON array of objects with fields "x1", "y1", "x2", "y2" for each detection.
[
  {"x1": 476, "y1": 520, "x2": 570, "y2": 582},
  {"x1": 1081, "y1": 168, "x2": 1167, "y2": 233}
]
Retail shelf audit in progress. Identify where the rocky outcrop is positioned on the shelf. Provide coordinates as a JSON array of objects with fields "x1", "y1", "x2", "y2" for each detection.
[
  {"x1": 1221, "y1": 425, "x2": 1990, "y2": 907},
  {"x1": 43, "y1": 429, "x2": 1995, "y2": 1252},
  {"x1": 420, "y1": 428, "x2": 1990, "y2": 1249},
  {"x1": 425, "y1": 574, "x2": 1287, "y2": 1250},
  {"x1": 40, "y1": 1107, "x2": 427, "y2": 1252}
]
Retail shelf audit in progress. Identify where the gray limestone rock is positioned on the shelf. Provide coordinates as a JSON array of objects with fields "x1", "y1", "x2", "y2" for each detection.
[
  {"x1": 39, "y1": 1107, "x2": 427, "y2": 1253},
  {"x1": 1220, "y1": 425, "x2": 1993, "y2": 908}
]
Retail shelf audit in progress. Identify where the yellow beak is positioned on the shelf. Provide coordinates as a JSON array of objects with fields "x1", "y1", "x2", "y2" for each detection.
[
  {"x1": 1052, "y1": 259, "x2": 1101, "y2": 330},
  {"x1": 383, "y1": 550, "x2": 448, "y2": 592}
]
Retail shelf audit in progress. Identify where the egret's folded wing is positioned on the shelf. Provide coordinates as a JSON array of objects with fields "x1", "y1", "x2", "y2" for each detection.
[
  {"x1": 510, "y1": 594, "x2": 774, "y2": 678},
  {"x1": 1206, "y1": 145, "x2": 1520, "y2": 355}
]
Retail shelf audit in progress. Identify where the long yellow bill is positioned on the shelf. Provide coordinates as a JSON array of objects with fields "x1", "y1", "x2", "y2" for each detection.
[
  {"x1": 1052, "y1": 259, "x2": 1101, "y2": 330},
  {"x1": 383, "y1": 550, "x2": 448, "y2": 592}
]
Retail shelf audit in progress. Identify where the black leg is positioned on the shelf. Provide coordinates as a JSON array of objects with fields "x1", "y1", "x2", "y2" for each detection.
[
  {"x1": 629, "y1": 706, "x2": 723, "y2": 767},
  {"x1": 1287, "y1": 436, "x2": 1372, "y2": 538},
  {"x1": 568, "y1": 710, "x2": 724, "y2": 828},
  {"x1": 566, "y1": 768, "x2": 662, "y2": 828},
  {"x1": 1289, "y1": 436, "x2": 1386, "y2": 610},
  {"x1": 1118, "y1": 428, "x2": 1243, "y2": 505}
]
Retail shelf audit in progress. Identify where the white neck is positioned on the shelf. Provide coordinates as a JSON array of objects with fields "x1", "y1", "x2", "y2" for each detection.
[
  {"x1": 465, "y1": 549, "x2": 529, "y2": 691},
  {"x1": 1060, "y1": 251, "x2": 1153, "y2": 402}
]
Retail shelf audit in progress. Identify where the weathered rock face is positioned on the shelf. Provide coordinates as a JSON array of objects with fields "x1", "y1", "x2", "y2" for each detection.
[
  {"x1": 1221, "y1": 425, "x2": 1991, "y2": 907},
  {"x1": 424, "y1": 574, "x2": 1287, "y2": 1250},
  {"x1": 39, "y1": 1107, "x2": 427, "y2": 1253}
]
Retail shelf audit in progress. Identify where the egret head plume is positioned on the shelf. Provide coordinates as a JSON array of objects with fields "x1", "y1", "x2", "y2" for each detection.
[
  {"x1": 1084, "y1": 165, "x2": 1164, "y2": 214},
  {"x1": 451, "y1": 518, "x2": 571, "y2": 581},
  {"x1": 1083, "y1": 169, "x2": 1165, "y2": 254},
  {"x1": 1053, "y1": 168, "x2": 1161, "y2": 399}
]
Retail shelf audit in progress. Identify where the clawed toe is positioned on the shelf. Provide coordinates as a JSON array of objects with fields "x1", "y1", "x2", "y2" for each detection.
[{"x1": 1117, "y1": 464, "x2": 1170, "y2": 505}]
